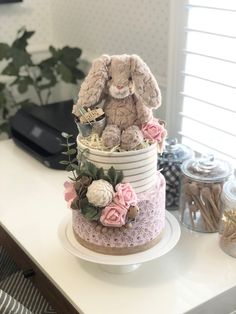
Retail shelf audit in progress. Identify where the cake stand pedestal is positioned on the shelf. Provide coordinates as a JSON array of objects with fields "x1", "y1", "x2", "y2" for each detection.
[
  {"x1": 99, "y1": 263, "x2": 141, "y2": 273},
  {"x1": 58, "y1": 211, "x2": 181, "y2": 273}
]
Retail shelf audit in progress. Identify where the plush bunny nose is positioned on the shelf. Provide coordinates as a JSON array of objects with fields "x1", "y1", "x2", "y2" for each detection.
[{"x1": 116, "y1": 85, "x2": 124, "y2": 90}]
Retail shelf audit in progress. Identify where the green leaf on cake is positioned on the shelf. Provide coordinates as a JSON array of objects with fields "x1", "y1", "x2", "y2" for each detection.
[
  {"x1": 71, "y1": 197, "x2": 80, "y2": 210},
  {"x1": 114, "y1": 170, "x2": 124, "y2": 186},
  {"x1": 106, "y1": 166, "x2": 124, "y2": 188},
  {"x1": 96, "y1": 167, "x2": 105, "y2": 180},
  {"x1": 85, "y1": 161, "x2": 99, "y2": 179},
  {"x1": 84, "y1": 208, "x2": 100, "y2": 220},
  {"x1": 76, "y1": 171, "x2": 91, "y2": 179},
  {"x1": 79, "y1": 197, "x2": 101, "y2": 221},
  {"x1": 77, "y1": 160, "x2": 100, "y2": 180},
  {"x1": 71, "y1": 163, "x2": 80, "y2": 171},
  {"x1": 107, "y1": 166, "x2": 116, "y2": 182}
]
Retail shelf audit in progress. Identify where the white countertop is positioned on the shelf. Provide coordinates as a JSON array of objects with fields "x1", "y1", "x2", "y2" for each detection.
[{"x1": 0, "y1": 140, "x2": 235, "y2": 314}]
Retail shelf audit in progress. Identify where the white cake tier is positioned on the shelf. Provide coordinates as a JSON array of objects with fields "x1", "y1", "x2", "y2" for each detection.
[{"x1": 77, "y1": 137, "x2": 158, "y2": 194}]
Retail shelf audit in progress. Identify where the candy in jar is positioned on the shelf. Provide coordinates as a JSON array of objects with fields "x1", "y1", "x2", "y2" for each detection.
[
  {"x1": 158, "y1": 138, "x2": 193, "y2": 211},
  {"x1": 219, "y1": 179, "x2": 236, "y2": 258},
  {"x1": 180, "y1": 154, "x2": 232, "y2": 232}
]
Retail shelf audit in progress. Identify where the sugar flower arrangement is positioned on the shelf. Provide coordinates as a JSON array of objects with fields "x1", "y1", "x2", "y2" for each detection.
[{"x1": 61, "y1": 133, "x2": 139, "y2": 229}]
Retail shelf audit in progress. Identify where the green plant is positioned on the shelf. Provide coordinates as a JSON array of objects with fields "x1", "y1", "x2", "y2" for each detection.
[{"x1": 0, "y1": 26, "x2": 85, "y2": 136}]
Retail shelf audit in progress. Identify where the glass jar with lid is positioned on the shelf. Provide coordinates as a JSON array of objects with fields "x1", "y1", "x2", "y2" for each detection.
[
  {"x1": 158, "y1": 138, "x2": 193, "y2": 210},
  {"x1": 219, "y1": 179, "x2": 236, "y2": 257},
  {"x1": 180, "y1": 154, "x2": 233, "y2": 232}
]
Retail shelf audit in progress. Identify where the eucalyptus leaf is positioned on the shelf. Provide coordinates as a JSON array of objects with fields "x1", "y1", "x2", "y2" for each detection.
[
  {"x1": 71, "y1": 163, "x2": 80, "y2": 171},
  {"x1": 61, "y1": 132, "x2": 73, "y2": 139},
  {"x1": 66, "y1": 164, "x2": 73, "y2": 172},
  {"x1": 59, "y1": 160, "x2": 70, "y2": 165},
  {"x1": 67, "y1": 148, "x2": 77, "y2": 155},
  {"x1": 61, "y1": 143, "x2": 75, "y2": 147}
]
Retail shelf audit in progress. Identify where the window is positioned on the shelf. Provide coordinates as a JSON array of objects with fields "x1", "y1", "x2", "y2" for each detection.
[{"x1": 167, "y1": 0, "x2": 236, "y2": 168}]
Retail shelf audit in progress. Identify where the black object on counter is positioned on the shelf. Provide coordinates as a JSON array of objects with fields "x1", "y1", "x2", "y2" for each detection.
[
  {"x1": 10, "y1": 100, "x2": 77, "y2": 169},
  {"x1": 158, "y1": 138, "x2": 194, "y2": 210}
]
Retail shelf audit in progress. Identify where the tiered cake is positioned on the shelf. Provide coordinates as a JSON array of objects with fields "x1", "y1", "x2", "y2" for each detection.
[{"x1": 63, "y1": 54, "x2": 167, "y2": 255}]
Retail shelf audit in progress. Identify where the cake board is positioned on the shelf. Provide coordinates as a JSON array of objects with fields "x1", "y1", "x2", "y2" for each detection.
[{"x1": 58, "y1": 211, "x2": 181, "y2": 273}]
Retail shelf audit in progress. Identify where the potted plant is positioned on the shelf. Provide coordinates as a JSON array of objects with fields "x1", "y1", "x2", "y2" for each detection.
[{"x1": 0, "y1": 26, "x2": 85, "y2": 137}]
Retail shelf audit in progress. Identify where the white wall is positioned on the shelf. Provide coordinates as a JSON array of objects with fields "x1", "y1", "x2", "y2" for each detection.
[
  {"x1": 0, "y1": 0, "x2": 169, "y2": 119},
  {"x1": 51, "y1": 0, "x2": 169, "y2": 119},
  {"x1": 0, "y1": 0, "x2": 53, "y2": 50}
]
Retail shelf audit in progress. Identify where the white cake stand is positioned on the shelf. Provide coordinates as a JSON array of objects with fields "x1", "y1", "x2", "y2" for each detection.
[{"x1": 58, "y1": 211, "x2": 181, "y2": 273}]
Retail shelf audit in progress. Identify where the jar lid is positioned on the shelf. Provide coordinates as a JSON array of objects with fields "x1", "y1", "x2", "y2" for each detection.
[
  {"x1": 159, "y1": 138, "x2": 193, "y2": 162},
  {"x1": 181, "y1": 154, "x2": 233, "y2": 182},
  {"x1": 223, "y1": 179, "x2": 236, "y2": 204}
]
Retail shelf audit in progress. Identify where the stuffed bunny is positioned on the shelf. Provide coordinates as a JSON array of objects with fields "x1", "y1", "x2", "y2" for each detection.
[{"x1": 73, "y1": 54, "x2": 162, "y2": 150}]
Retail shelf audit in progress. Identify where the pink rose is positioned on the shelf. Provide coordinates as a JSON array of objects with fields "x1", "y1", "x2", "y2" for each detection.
[
  {"x1": 64, "y1": 181, "x2": 77, "y2": 208},
  {"x1": 141, "y1": 118, "x2": 166, "y2": 143},
  {"x1": 100, "y1": 203, "x2": 127, "y2": 227},
  {"x1": 113, "y1": 183, "x2": 137, "y2": 208}
]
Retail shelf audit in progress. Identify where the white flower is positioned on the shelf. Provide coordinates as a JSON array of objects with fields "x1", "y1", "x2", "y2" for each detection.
[{"x1": 86, "y1": 179, "x2": 114, "y2": 207}]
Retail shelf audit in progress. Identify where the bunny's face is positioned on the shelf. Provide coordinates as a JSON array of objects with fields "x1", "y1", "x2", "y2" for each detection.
[{"x1": 106, "y1": 56, "x2": 135, "y2": 99}]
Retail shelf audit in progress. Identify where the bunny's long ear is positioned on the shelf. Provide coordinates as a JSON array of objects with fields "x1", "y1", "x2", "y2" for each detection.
[
  {"x1": 130, "y1": 55, "x2": 161, "y2": 109},
  {"x1": 73, "y1": 55, "x2": 111, "y2": 116}
]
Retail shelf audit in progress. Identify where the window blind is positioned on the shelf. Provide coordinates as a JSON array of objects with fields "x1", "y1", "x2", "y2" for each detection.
[{"x1": 178, "y1": 0, "x2": 236, "y2": 167}]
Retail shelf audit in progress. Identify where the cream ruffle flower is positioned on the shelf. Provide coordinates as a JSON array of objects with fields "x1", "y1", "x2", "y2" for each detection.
[{"x1": 86, "y1": 179, "x2": 114, "y2": 207}]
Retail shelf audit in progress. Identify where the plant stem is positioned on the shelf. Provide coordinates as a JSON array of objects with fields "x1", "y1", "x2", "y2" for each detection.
[
  {"x1": 67, "y1": 137, "x2": 77, "y2": 180},
  {"x1": 45, "y1": 88, "x2": 52, "y2": 105},
  {"x1": 7, "y1": 88, "x2": 18, "y2": 108},
  {"x1": 25, "y1": 66, "x2": 44, "y2": 106}
]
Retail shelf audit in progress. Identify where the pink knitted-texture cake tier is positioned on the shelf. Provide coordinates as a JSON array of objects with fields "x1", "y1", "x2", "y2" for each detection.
[{"x1": 72, "y1": 172, "x2": 165, "y2": 253}]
